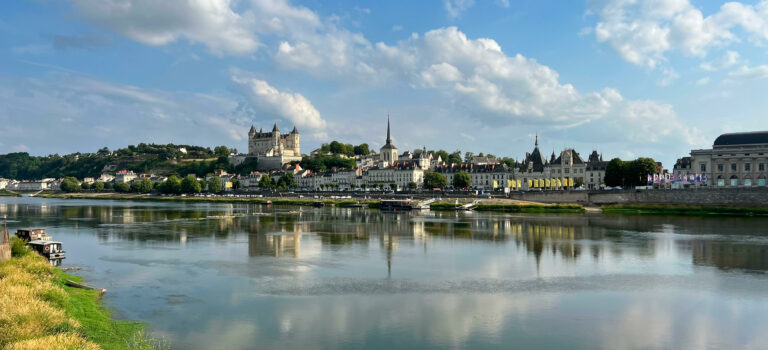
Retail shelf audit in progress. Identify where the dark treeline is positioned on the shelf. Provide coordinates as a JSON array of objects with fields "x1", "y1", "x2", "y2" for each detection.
[{"x1": 0, "y1": 144, "x2": 243, "y2": 180}]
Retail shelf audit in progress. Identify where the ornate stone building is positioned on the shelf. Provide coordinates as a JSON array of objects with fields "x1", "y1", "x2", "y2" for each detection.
[
  {"x1": 689, "y1": 131, "x2": 768, "y2": 187},
  {"x1": 247, "y1": 122, "x2": 302, "y2": 170}
]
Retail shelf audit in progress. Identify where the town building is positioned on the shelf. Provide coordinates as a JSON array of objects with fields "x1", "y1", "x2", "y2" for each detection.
[
  {"x1": 115, "y1": 170, "x2": 137, "y2": 184},
  {"x1": 585, "y1": 151, "x2": 607, "y2": 190},
  {"x1": 247, "y1": 122, "x2": 302, "y2": 171},
  {"x1": 689, "y1": 131, "x2": 768, "y2": 187},
  {"x1": 379, "y1": 116, "x2": 398, "y2": 167}
]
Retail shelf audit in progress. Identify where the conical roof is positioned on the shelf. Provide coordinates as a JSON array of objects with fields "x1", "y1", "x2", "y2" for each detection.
[{"x1": 272, "y1": 122, "x2": 279, "y2": 132}]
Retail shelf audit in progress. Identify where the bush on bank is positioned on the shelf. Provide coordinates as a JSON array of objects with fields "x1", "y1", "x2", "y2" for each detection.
[{"x1": 1, "y1": 239, "x2": 166, "y2": 350}]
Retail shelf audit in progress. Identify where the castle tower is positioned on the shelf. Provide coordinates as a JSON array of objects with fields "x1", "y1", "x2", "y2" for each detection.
[{"x1": 290, "y1": 126, "x2": 300, "y2": 156}]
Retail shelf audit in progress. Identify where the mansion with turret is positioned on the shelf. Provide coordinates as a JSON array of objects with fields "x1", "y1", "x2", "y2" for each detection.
[{"x1": 245, "y1": 122, "x2": 302, "y2": 170}]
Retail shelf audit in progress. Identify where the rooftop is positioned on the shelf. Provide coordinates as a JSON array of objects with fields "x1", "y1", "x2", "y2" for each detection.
[{"x1": 713, "y1": 131, "x2": 768, "y2": 147}]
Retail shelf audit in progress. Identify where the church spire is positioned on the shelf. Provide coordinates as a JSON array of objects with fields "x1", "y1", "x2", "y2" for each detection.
[
  {"x1": 273, "y1": 122, "x2": 279, "y2": 132},
  {"x1": 386, "y1": 114, "x2": 392, "y2": 145},
  {"x1": 535, "y1": 133, "x2": 538, "y2": 147}
]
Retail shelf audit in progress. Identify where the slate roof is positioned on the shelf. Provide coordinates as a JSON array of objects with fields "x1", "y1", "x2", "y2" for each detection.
[{"x1": 713, "y1": 131, "x2": 768, "y2": 147}]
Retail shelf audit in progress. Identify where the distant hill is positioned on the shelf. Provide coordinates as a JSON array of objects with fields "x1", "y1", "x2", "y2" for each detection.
[{"x1": 0, "y1": 143, "x2": 256, "y2": 180}]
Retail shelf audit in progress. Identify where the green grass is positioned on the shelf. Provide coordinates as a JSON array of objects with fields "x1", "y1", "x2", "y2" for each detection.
[
  {"x1": 601, "y1": 204, "x2": 768, "y2": 216},
  {"x1": 4, "y1": 239, "x2": 166, "y2": 349}
]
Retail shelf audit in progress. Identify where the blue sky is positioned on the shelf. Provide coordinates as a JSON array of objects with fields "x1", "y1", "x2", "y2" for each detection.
[{"x1": 2, "y1": 0, "x2": 768, "y2": 168}]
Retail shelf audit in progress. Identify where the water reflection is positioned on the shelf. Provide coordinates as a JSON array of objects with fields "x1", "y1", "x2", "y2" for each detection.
[{"x1": 3, "y1": 197, "x2": 768, "y2": 349}]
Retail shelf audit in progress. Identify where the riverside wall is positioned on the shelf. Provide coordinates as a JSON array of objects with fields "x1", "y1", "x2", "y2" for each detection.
[{"x1": 508, "y1": 187, "x2": 768, "y2": 206}]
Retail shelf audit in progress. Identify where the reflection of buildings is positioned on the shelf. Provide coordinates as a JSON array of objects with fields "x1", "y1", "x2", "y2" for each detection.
[
  {"x1": 249, "y1": 233, "x2": 302, "y2": 258},
  {"x1": 692, "y1": 240, "x2": 768, "y2": 271}
]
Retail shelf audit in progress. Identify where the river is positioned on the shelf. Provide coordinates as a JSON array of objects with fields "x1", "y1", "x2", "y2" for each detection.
[{"x1": 2, "y1": 197, "x2": 768, "y2": 349}]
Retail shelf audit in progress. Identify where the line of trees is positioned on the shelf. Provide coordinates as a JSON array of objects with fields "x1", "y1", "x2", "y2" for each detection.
[
  {"x1": 604, "y1": 157, "x2": 658, "y2": 188},
  {"x1": 319, "y1": 141, "x2": 371, "y2": 157}
]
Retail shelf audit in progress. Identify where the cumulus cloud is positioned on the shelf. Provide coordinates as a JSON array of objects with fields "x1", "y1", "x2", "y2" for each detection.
[
  {"x1": 231, "y1": 74, "x2": 327, "y2": 135},
  {"x1": 69, "y1": 0, "x2": 259, "y2": 55},
  {"x1": 589, "y1": 0, "x2": 768, "y2": 68},
  {"x1": 699, "y1": 50, "x2": 740, "y2": 71}
]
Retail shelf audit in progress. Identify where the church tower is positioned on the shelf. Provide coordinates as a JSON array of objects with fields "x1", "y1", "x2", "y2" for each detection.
[{"x1": 379, "y1": 115, "x2": 398, "y2": 166}]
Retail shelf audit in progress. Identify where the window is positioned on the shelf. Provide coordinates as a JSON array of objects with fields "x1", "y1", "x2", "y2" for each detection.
[
  {"x1": 745, "y1": 178, "x2": 753, "y2": 186},
  {"x1": 760, "y1": 178, "x2": 767, "y2": 186},
  {"x1": 565, "y1": 169, "x2": 570, "y2": 174},
  {"x1": 718, "y1": 164, "x2": 724, "y2": 171},
  {"x1": 745, "y1": 163, "x2": 751, "y2": 171},
  {"x1": 730, "y1": 177, "x2": 739, "y2": 187},
  {"x1": 700, "y1": 163, "x2": 706, "y2": 172},
  {"x1": 717, "y1": 178, "x2": 725, "y2": 186},
  {"x1": 731, "y1": 163, "x2": 737, "y2": 171},
  {"x1": 760, "y1": 163, "x2": 765, "y2": 171}
]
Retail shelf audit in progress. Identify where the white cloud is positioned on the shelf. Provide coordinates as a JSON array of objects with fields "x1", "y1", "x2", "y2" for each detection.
[
  {"x1": 700, "y1": 51, "x2": 740, "y2": 71},
  {"x1": 392, "y1": 25, "x2": 403, "y2": 32},
  {"x1": 657, "y1": 67, "x2": 680, "y2": 86},
  {"x1": 69, "y1": 0, "x2": 259, "y2": 55},
  {"x1": 728, "y1": 64, "x2": 768, "y2": 79},
  {"x1": 231, "y1": 74, "x2": 327, "y2": 134},
  {"x1": 444, "y1": 0, "x2": 475, "y2": 19},
  {"x1": 495, "y1": 0, "x2": 511, "y2": 9},
  {"x1": 589, "y1": 0, "x2": 768, "y2": 68}
]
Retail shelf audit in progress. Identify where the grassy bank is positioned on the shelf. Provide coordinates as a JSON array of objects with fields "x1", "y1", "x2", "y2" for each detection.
[
  {"x1": 1, "y1": 238, "x2": 165, "y2": 350},
  {"x1": 601, "y1": 204, "x2": 768, "y2": 216},
  {"x1": 431, "y1": 202, "x2": 585, "y2": 213},
  {"x1": 0, "y1": 190, "x2": 21, "y2": 197}
]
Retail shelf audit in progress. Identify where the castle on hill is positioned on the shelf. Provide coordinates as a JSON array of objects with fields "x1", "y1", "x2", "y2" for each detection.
[{"x1": 246, "y1": 122, "x2": 302, "y2": 170}]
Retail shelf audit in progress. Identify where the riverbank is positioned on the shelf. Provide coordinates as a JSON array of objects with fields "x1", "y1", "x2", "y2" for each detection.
[
  {"x1": 37, "y1": 192, "x2": 591, "y2": 213},
  {"x1": 601, "y1": 204, "x2": 768, "y2": 216},
  {"x1": 430, "y1": 202, "x2": 585, "y2": 213},
  {"x1": 0, "y1": 238, "x2": 165, "y2": 350},
  {"x1": 0, "y1": 190, "x2": 20, "y2": 197}
]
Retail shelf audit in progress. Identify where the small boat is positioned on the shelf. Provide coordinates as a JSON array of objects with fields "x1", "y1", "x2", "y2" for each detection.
[
  {"x1": 16, "y1": 228, "x2": 66, "y2": 260},
  {"x1": 27, "y1": 240, "x2": 66, "y2": 259}
]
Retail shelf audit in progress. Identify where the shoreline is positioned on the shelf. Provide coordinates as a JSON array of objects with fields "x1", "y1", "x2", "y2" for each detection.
[
  {"x1": 0, "y1": 239, "x2": 164, "y2": 349},
  {"x1": 31, "y1": 192, "x2": 768, "y2": 216}
]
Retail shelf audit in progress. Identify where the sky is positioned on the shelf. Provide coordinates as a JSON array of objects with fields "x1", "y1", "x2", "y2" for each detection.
[{"x1": 2, "y1": 0, "x2": 768, "y2": 168}]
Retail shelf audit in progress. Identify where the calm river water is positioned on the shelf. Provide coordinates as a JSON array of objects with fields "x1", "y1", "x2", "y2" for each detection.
[{"x1": 2, "y1": 197, "x2": 768, "y2": 349}]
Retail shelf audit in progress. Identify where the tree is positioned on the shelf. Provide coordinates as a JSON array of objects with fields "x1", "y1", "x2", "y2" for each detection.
[
  {"x1": 447, "y1": 151, "x2": 463, "y2": 165},
  {"x1": 259, "y1": 175, "x2": 275, "y2": 189},
  {"x1": 423, "y1": 172, "x2": 447, "y2": 189},
  {"x1": 207, "y1": 177, "x2": 222, "y2": 193},
  {"x1": 160, "y1": 175, "x2": 182, "y2": 194},
  {"x1": 329, "y1": 141, "x2": 344, "y2": 155},
  {"x1": 214, "y1": 145, "x2": 230, "y2": 157},
  {"x1": 114, "y1": 182, "x2": 130, "y2": 193},
  {"x1": 81, "y1": 182, "x2": 91, "y2": 191},
  {"x1": 60, "y1": 177, "x2": 81, "y2": 192},
  {"x1": 407, "y1": 181, "x2": 417, "y2": 190},
  {"x1": 626, "y1": 158, "x2": 657, "y2": 187},
  {"x1": 389, "y1": 183, "x2": 397, "y2": 191},
  {"x1": 605, "y1": 158, "x2": 626, "y2": 187},
  {"x1": 453, "y1": 171, "x2": 471, "y2": 188},
  {"x1": 277, "y1": 173, "x2": 297, "y2": 189},
  {"x1": 354, "y1": 143, "x2": 370, "y2": 155},
  {"x1": 181, "y1": 175, "x2": 201, "y2": 194},
  {"x1": 92, "y1": 181, "x2": 105, "y2": 192},
  {"x1": 198, "y1": 179, "x2": 207, "y2": 192},
  {"x1": 130, "y1": 178, "x2": 152, "y2": 193},
  {"x1": 104, "y1": 182, "x2": 113, "y2": 190},
  {"x1": 464, "y1": 152, "x2": 474, "y2": 163}
]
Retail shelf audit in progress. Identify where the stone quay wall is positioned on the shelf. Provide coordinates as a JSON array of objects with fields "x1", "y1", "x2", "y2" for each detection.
[{"x1": 508, "y1": 187, "x2": 768, "y2": 206}]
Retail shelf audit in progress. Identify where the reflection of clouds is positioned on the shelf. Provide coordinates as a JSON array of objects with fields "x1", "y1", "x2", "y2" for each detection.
[
  {"x1": 599, "y1": 293, "x2": 768, "y2": 350},
  {"x1": 269, "y1": 294, "x2": 559, "y2": 349},
  {"x1": 180, "y1": 318, "x2": 260, "y2": 350}
]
